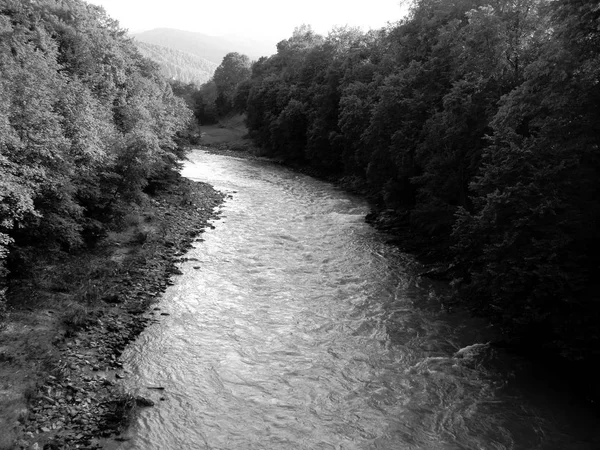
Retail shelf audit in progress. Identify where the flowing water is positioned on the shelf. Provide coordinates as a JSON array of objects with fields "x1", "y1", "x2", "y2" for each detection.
[{"x1": 117, "y1": 151, "x2": 599, "y2": 450}]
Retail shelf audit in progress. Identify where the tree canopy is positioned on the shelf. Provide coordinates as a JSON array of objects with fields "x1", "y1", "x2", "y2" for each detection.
[
  {"x1": 213, "y1": 52, "x2": 251, "y2": 115},
  {"x1": 0, "y1": 0, "x2": 192, "y2": 313},
  {"x1": 242, "y1": 1, "x2": 600, "y2": 361}
]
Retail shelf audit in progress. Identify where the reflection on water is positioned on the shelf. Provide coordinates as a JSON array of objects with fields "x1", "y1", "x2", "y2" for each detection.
[{"x1": 117, "y1": 151, "x2": 599, "y2": 450}]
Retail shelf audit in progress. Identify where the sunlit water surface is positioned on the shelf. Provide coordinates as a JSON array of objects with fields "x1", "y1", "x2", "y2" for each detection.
[{"x1": 117, "y1": 151, "x2": 599, "y2": 450}]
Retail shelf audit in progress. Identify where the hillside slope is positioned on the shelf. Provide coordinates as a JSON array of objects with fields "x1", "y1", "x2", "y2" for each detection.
[
  {"x1": 133, "y1": 28, "x2": 275, "y2": 64},
  {"x1": 136, "y1": 41, "x2": 217, "y2": 85}
]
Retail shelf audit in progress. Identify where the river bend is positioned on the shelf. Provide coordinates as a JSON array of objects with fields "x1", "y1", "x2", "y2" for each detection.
[{"x1": 117, "y1": 151, "x2": 599, "y2": 450}]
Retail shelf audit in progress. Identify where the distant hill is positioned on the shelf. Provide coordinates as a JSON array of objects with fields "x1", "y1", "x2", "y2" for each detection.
[
  {"x1": 133, "y1": 28, "x2": 276, "y2": 65},
  {"x1": 136, "y1": 41, "x2": 217, "y2": 85}
]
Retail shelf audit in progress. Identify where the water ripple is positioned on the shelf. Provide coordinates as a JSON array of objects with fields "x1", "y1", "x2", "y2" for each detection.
[{"x1": 117, "y1": 151, "x2": 600, "y2": 450}]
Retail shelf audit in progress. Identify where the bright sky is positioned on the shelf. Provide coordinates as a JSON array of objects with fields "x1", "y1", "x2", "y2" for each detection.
[{"x1": 85, "y1": 0, "x2": 409, "y2": 42}]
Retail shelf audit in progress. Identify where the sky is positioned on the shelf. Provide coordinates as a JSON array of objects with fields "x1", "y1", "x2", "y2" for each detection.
[{"x1": 85, "y1": 0, "x2": 409, "y2": 43}]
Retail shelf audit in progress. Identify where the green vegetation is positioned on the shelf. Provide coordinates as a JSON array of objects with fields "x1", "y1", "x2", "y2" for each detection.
[
  {"x1": 2, "y1": 0, "x2": 597, "y2": 387},
  {"x1": 135, "y1": 41, "x2": 218, "y2": 85},
  {"x1": 0, "y1": 0, "x2": 192, "y2": 314},
  {"x1": 213, "y1": 52, "x2": 251, "y2": 115},
  {"x1": 169, "y1": 52, "x2": 254, "y2": 127},
  {"x1": 133, "y1": 28, "x2": 274, "y2": 65},
  {"x1": 240, "y1": 1, "x2": 600, "y2": 362}
]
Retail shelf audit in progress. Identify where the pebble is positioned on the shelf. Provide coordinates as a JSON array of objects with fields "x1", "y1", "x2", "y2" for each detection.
[{"x1": 14, "y1": 181, "x2": 225, "y2": 447}]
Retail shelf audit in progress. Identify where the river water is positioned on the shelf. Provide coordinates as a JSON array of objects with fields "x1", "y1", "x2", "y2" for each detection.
[{"x1": 117, "y1": 151, "x2": 599, "y2": 450}]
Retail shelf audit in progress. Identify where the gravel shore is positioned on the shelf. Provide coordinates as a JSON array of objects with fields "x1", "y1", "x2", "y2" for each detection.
[{"x1": 1, "y1": 176, "x2": 225, "y2": 450}]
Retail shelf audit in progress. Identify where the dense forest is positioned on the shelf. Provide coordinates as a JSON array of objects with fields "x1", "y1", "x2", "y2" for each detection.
[
  {"x1": 2, "y1": 0, "x2": 598, "y2": 368},
  {"x1": 227, "y1": 0, "x2": 599, "y2": 362},
  {"x1": 135, "y1": 41, "x2": 218, "y2": 85},
  {"x1": 169, "y1": 52, "x2": 253, "y2": 126},
  {"x1": 0, "y1": 0, "x2": 192, "y2": 317}
]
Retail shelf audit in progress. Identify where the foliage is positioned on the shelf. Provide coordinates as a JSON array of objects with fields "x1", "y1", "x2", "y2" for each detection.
[
  {"x1": 213, "y1": 52, "x2": 252, "y2": 115},
  {"x1": 0, "y1": 0, "x2": 192, "y2": 304},
  {"x1": 242, "y1": 1, "x2": 600, "y2": 361},
  {"x1": 452, "y1": 0, "x2": 600, "y2": 358},
  {"x1": 136, "y1": 41, "x2": 218, "y2": 85}
]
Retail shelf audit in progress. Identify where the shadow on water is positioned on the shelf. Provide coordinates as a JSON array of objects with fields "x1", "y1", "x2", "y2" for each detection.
[{"x1": 116, "y1": 151, "x2": 600, "y2": 450}]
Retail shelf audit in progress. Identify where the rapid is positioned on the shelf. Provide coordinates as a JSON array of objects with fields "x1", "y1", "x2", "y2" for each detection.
[{"x1": 117, "y1": 151, "x2": 599, "y2": 450}]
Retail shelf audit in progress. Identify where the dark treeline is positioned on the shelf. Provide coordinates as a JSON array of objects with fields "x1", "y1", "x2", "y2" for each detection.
[
  {"x1": 0, "y1": 0, "x2": 192, "y2": 314},
  {"x1": 238, "y1": 0, "x2": 600, "y2": 362},
  {"x1": 169, "y1": 51, "x2": 253, "y2": 126}
]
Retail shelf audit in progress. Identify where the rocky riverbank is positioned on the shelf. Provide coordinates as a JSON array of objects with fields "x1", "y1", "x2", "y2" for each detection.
[{"x1": 0, "y1": 176, "x2": 225, "y2": 450}]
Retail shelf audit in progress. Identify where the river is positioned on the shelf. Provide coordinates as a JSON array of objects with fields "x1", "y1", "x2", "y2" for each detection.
[{"x1": 116, "y1": 150, "x2": 599, "y2": 450}]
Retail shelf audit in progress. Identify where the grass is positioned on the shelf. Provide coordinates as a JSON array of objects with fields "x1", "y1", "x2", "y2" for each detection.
[
  {"x1": 199, "y1": 114, "x2": 250, "y2": 146},
  {"x1": 0, "y1": 176, "x2": 224, "y2": 448},
  {"x1": 61, "y1": 302, "x2": 96, "y2": 334},
  {"x1": 0, "y1": 209, "x2": 147, "y2": 447}
]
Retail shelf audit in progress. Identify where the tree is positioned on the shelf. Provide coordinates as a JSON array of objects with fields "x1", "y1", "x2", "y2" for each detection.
[
  {"x1": 213, "y1": 52, "x2": 251, "y2": 115},
  {"x1": 0, "y1": 0, "x2": 193, "y2": 301},
  {"x1": 242, "y1": 0, "x2": 600, "y2": 363},
  {"x1": 452, "y1": 0, "x2": 600, "y2": 359}
]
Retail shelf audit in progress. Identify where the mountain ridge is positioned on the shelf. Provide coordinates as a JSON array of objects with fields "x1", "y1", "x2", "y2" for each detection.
[
  {"x1": 132, "y1": 28, "x2": 276, "y2": 65},
  {"x1": 135, "y1": 41, "x2": 218, "y2": 85}
]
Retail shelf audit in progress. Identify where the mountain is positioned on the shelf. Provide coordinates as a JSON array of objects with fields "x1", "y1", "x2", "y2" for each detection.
[
  {"x1": 132, "y1": 28, "x2": 277, "y2": 65},
  {"x1": 135, "y1": 41, "x2": 218, "y2": 85}
]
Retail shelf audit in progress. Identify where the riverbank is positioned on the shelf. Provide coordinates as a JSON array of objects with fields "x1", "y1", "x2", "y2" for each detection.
[
  {"x1": 0, "y1": 176, "x2": 224, "y2": 449},
  {"x1": 198, "y1": 121, "x2": 600, "y2": 409},
  {"x1": 198, "y1": 118, "x2": 450, "y2": 267}
]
